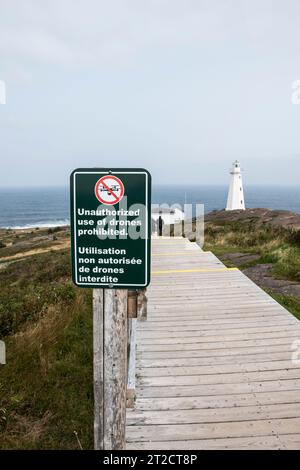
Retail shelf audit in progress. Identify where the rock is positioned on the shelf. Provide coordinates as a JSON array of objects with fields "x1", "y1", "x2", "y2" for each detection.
[
  {"x1": 220, "y1": 252, "x2": 261, "y2": 266},
  {"x1": 243, "y1": 264, "x2": 300, "y2": 297}
]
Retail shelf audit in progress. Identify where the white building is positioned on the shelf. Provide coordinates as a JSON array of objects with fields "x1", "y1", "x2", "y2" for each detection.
[
  {"x1": 151, "y1": 207, "x2": 184, "y2": 226},
  {"x1": 226, "y1": 160, "x2": 245, "y2": 211}
]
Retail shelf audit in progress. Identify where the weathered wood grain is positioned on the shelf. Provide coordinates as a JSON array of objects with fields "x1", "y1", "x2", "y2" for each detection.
[
  {"x1": 93, "y1": 289, "x2": 128, "y2": 450},
  {"x1": 104, "y1": 289, "x2": 127, "y2": 450},
  {"x1": 127, "y1": 318, "x2": 137, "y2": 408},
  {"x1": 93, "y1": 289, "x2": 104, "y2": 450}
]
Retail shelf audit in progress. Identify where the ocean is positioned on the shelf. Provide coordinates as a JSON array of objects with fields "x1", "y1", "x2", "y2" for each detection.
[{"x1": 0, "y1": 185, "x2": 299, "y2": 229}]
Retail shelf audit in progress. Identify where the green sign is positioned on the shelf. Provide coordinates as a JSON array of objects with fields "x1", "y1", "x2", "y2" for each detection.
[{"x1": 70, "y1": 168, "x2": 151, "y2": 288}]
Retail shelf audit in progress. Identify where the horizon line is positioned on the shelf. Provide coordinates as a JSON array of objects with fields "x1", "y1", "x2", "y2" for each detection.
[{"x1": 0, "y1": 183, "x2": 299, "y2": 190}]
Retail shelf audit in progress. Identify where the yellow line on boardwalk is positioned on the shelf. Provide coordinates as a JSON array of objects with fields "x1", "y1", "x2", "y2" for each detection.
[
  {"x1": 152, "y1": 267, "x2": 239, "y2": 275},
  {"x1": 153, "y1": 251, "x2": 199, "y2": 256},
  {"x1": 152, "y1": 244, "x2": 187, "y2": 247}
]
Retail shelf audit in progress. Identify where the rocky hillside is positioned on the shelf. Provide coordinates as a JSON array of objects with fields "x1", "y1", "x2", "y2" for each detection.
[{"x1": 205, "y1": 208, "x2": 300, "y2": 229}]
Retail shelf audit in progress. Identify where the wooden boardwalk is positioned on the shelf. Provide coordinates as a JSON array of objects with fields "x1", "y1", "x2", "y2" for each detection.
[{"x1": 126, "y1": 237, "x2": 300, "y2": 450}]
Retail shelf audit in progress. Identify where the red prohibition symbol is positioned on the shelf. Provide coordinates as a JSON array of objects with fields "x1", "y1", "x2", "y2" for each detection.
[{"x1": 94, "y1": 175, "x2": 125, "y2": 205}]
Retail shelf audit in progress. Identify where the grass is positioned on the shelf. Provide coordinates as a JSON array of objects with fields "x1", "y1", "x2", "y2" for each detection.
[
  {"x1": 0, "y1": 248, "x2": 94, "y2": 449},
  {"x1": 0, "y1": 251, "x2": 74, "y2": 337},
  {"x1": 267, "y1": 291, "x2": 300, "y2": 321},
  {"x1": 204, "y1": 219, "x2": 300, "y2": 282}
]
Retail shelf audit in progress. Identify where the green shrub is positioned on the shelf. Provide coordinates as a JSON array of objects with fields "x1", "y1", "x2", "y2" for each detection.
[
  {"x1": 47, "y1": 227, "x2": 62, "y2": 235},
  {"x1": 0, "y1": 250, "x2": 73, "y2": 337},
  {"x1": 287, "y1": 229, "x2": 300, "y2": 246}
]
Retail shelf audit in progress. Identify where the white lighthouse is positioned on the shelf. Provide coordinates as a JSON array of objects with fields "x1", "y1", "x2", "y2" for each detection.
[{"x1": 226, "y1": 160, "x2": 245, "y2": 211}]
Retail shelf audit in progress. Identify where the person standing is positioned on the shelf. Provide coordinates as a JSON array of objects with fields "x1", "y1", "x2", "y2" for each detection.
[{"x1": 158, "y1": 215, "x2": 164, "y2": 237}]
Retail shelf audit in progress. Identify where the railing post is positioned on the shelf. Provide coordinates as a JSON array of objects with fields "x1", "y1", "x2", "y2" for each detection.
[
  {"x1": 137, "y1": 288, "x2": 148, "y2": 321},
  {"x1": 127, "y1": 290, "x2": 138, "y2": 318}
]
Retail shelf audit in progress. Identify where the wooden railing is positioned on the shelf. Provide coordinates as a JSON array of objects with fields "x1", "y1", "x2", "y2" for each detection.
[{"x1": 126, "y1": 289, "x2": 147, "y2": 408}]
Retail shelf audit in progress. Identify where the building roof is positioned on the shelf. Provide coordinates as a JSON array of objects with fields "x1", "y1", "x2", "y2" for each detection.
[{"x1": 151, "y1": 207, "x2": 184, "y2": 214}]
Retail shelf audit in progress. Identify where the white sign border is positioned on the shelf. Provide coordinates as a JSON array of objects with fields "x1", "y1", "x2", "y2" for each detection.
[{"x1": 73, "y1": 170, "x2": 149, "y2": 287}]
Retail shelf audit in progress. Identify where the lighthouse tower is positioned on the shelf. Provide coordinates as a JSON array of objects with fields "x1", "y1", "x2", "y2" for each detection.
[{"x1": 226, "y1": 160, "x2": 245, "y2": 211}]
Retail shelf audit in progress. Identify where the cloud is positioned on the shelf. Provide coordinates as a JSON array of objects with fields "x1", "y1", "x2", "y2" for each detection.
[
  {"x1": 2, "y1": 0, "x2": 299, "y2": 71},
  {"x1": 1, "y1": 0, "x2": 300, "y2": 187}
]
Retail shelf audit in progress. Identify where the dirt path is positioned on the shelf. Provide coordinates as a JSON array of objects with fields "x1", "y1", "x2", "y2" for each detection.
[{"x1": 0, "y1": 240, "x2": 70, "y2": 263}]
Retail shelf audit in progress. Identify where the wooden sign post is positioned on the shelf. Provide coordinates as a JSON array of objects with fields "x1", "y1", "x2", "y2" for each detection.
[
  {"x1": 93, "y1": 289, "x2": 128, "y2": 450},
  {"x1": 70, "y1": 168, "x2": 151, "y2": 450}
]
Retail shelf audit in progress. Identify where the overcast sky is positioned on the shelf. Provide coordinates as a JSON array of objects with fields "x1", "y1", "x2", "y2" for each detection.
[{"x1": 0, "y1": 0, "x2": 300, "y2": 187}]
